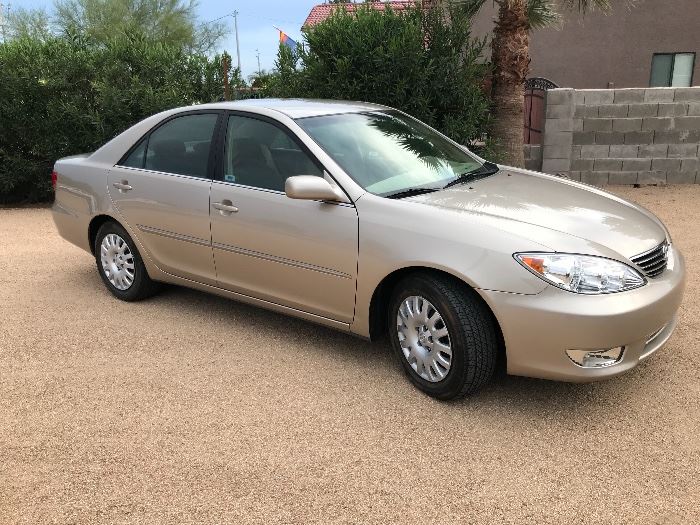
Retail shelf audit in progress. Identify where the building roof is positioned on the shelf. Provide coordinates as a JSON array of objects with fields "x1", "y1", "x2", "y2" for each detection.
[{"x1": 303, "y1": 1, "x2": 418, "y2": 28}]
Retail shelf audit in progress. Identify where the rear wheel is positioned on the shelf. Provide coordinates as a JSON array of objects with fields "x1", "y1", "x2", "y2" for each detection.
[
  {"x1": 94, "y1": 221, "x2": 160, "y2": 301},
  {"x1": 389, "y1": 273, "x2": 498, "y2": 400}
]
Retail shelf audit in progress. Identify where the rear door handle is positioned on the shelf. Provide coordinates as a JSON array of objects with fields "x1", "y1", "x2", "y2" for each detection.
[
  {"x1": 212, "y1": 201, "x2": 239, "y2": 214},
  {"x1": 113, "y1": 181, "x2": 132, "y2": 192}
]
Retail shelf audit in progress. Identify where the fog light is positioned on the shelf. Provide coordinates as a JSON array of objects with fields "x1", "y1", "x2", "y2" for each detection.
[{"x1": 566, "y1": 347, "x2": 625, "y2": 368}]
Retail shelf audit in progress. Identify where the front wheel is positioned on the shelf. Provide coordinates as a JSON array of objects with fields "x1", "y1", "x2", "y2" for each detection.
[
  {"x1": 389, "y1": 273, "x2": 498, "y2": 400},
  {"x1": 94, "y1": 221, "x2": 160, "y2": 301}
]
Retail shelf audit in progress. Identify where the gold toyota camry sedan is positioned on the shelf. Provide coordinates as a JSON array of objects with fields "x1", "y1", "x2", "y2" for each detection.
[{"x1": 52, "y1": 99, "x2": 685, "y2": 399}]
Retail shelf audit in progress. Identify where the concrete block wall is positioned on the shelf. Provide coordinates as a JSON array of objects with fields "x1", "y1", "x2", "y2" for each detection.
[{"x1": 541, "y1": 87, "x2": 700, "y2": 185}]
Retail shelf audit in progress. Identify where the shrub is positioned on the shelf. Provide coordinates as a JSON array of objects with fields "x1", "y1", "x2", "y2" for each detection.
[
  {"x1": 267, "y1": 3, "x2": 491, "y2": 147},
  {"x1": 0, "y1": 34, "x2": 231, "y2": 203}
]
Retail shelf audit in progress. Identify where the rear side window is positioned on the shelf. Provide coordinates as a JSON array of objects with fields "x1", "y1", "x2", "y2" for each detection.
[
  {"x1": 120, "y1": 113, "x2": 219, "y2": 178},
  {"x1": 122, "y1": 139, "x2": 146, "y2": 168}
]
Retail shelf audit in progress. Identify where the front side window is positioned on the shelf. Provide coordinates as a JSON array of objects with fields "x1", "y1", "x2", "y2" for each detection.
[
  {"x1": 650, "y1": 53, "x2": 695, "y2": 87},
  {"x1": 296, "y1": 111, "x2": 483, "y2": 197},
  {"x1": 122, "y1": 113, "x2": 218, "y2": 178},
  {"x1": 223, "y1": 115, "x2": 322, "y2": 191}
]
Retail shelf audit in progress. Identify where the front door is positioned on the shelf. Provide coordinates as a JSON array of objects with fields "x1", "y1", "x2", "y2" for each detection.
[
  {"x1": 210, "y1": 113, "x2": 358, "y2": 323},
  {"x1": 108, "y1": 111, "x2": 221, "y2": 284}
]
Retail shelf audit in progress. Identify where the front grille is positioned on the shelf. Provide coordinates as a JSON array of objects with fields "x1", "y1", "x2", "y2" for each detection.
[{"x1": 631, "y1": 242, "x2": 669, "y2": 279}]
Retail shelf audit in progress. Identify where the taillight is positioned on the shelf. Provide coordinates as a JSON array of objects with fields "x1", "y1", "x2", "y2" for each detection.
[{"x1": 51, "y1": 170, "x2": 58, "y2": 189}]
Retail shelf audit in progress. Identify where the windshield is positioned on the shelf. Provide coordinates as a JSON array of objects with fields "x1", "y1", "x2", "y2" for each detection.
[{"x1": 296, "y1": 110, "x2": 483, "y2": 196}]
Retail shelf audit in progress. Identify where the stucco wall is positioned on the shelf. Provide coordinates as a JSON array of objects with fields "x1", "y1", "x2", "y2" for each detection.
[
  {"x1": 470, "y1": 0, "x2": 700, "y2": 89},
  {"x1": 540, "y1": 87, "x2": 700, "y2": 185}
]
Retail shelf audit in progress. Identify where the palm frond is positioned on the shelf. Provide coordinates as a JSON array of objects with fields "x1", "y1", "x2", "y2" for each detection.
[
  {"x1": 451, "y1": 0, "x2": 560, "y2": 29},
  {"x1": 526, "y1": 0, "x2": 560, "y2": 29},
  {"x1": 559, "y1": 0, "x2": 612, "y2": 13},
  {"x1": 527, "y1": 0, "x2": 636, "y2": 28},
  {"x1": 450, "y1": 0, "x2": 489, "y2": 19},
  {"x1": 449, "y1": 0, "x2": 632, "y2": 30}
]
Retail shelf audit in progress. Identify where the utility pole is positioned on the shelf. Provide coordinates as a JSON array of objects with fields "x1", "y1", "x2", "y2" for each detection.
[
  {"x1": 233, "y1": 10, "x2": 241, "y2": 75},
  {"x1": 0, "y1": 2, "x2": 8, "y2": 42},
  {"x1": 256, "y1": 49, "x2": 261, "y2": 76}
]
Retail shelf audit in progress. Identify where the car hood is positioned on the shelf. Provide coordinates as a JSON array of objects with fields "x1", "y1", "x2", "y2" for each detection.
[{"x1": 408, "y1": 168, "x2": 667, "y2": 259}]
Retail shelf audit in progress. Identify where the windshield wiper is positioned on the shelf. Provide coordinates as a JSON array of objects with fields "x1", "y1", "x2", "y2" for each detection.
[
  {"x1": 443, "y1": 161, "x2": 499, "y2": 190},
  {"x1": 384, "y1": 187, "x2": 440, "y2": 200},
  {"x1": 384, "y1": 161, "x2": 499, "y2": 199}
]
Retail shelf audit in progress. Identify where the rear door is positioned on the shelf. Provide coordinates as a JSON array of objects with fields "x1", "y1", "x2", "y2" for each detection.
[
  {"x1": 209, "y1": 112, "x2": 358, "y2": 323},
  {"x1": 108, "y1": 111, "x2": 222, "y2": 284}
]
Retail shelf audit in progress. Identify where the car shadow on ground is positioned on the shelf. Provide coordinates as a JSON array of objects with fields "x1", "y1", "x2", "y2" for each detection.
[{"x1": 81, "y1": 265, "x2": 656, "y2": 416}]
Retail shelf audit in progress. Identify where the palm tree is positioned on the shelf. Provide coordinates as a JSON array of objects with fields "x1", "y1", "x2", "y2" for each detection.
[{"x1": 455, "y1": 0, "x2": 624, "y2": 167}]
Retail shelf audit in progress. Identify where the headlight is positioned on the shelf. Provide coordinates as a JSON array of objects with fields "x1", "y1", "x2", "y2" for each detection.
[{"x1": 514, "y1": 253, "x2": 646, "y2": 294}]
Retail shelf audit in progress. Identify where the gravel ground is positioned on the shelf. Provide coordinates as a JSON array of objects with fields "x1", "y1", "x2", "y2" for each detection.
[{"x1": 1, "y1": 186, "x2": 699, "y2": 524}]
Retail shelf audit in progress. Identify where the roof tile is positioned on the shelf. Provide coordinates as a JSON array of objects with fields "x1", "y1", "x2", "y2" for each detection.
[{"x1": 303, "y1": 1, "x2": 418, "y2": 28}]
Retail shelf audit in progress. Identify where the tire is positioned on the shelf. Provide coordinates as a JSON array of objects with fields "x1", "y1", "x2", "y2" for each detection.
[
  {"x1": 388, "y1": 273, "x2": 498, "y2": 400},
  {"x1": 94, "y1": 221, "x2": 160, "y2": 301}
]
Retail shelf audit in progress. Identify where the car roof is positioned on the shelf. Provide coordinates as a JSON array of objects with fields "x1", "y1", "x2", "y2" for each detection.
[{"x1": 196, "y1": 98, "x2": 390, "y2": 119}]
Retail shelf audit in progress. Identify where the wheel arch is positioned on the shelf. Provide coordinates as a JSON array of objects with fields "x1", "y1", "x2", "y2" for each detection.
[
  {"x1": 88, "y1": 214, "x2": 122, "y2": 255},
  {"x1": 367, "y1": 266, "x2": 507, "y2": 370}
]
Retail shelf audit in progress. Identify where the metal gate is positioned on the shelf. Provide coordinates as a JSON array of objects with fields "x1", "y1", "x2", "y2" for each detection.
[{"x1": 524, "y1": 77, "x2": 558, "y2": 145}]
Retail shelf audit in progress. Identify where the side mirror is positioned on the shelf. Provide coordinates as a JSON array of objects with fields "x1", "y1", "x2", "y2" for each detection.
[{"x1": 285, "y1": 175, "x2": 346, "y2": 202}]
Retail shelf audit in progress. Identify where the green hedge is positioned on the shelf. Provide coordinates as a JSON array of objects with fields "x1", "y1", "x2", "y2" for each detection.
[
  {"x1": 0, "y1": 5, "x2": 493, "y2": 204},
  {"x1": 0, "y1": 35, "x2": 227, "y2": 203},
  {"x1": 267, "y1": 3, "x2": 491, "y2": 149}
]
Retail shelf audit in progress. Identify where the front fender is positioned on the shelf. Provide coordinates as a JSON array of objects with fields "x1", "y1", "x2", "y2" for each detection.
[{"x1": 350, "y1": 194, "x2": 550, "y2": 337}]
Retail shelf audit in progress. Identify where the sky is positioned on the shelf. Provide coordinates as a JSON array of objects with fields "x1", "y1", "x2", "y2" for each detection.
[
  {"x1": 196, "y1": 0, "x2": 320, "y2": 79},
  {"x1": 10, "y1": 0, "x2": 323, "y2": 79}
]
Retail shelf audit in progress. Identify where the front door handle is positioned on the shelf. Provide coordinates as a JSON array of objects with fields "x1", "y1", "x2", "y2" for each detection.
[
  {"x1": 212, "y1": 200, "x2": 239, "y2": 215},
  {"x1": 113, "y1": 181, "x2": 132, "y2": 192}
]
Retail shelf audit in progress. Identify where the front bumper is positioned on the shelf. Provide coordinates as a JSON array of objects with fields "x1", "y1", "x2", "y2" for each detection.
[{"x1": 481, "y1": 245, "x2": 686, "y2": 382}]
